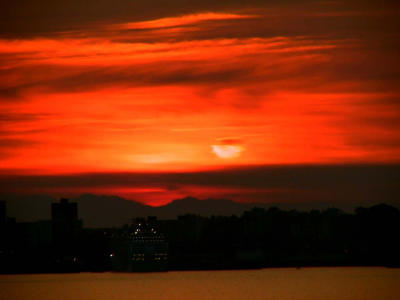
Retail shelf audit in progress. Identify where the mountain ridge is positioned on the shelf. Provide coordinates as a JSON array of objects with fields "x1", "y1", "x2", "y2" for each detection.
[
  {"x1": 3, "y1": 194, "x2": 270, "y2": 227},
  {"x1": 1, "y1": 193, "x2": 383, "y2": 228}
]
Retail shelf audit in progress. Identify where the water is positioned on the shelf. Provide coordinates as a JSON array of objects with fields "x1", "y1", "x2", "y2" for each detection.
[{"x1": 1, "y1": 267, "x2": 399, "y2": 300}]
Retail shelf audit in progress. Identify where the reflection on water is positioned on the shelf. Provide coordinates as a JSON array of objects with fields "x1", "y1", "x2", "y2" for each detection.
[{"x1": 1, "y1": 267, "x2": 400, "y2": 300}]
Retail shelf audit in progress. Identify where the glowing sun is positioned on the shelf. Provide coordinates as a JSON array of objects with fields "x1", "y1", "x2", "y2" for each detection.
[{"x1": 212, "y1": 145, "x2": 243, "y2": 159}]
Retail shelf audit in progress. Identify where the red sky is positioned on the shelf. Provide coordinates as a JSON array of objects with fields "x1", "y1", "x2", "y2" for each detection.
[{"x1": 1, "y1": 1, "x2": 399, "y2": 205}]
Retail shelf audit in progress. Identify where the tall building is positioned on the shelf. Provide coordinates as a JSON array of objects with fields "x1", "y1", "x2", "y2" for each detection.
[
  {"x1": 51, "y1": 198, "x2": 82, "y2": 258},
  {"x1": 51, "y1": 198, "x2": 78, "y2": 223}
]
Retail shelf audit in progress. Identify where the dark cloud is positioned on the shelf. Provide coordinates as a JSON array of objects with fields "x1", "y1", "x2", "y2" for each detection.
[
  {"x1": 217, "y1": 138, "x2": 243, "y2": 145},
  {"x1": 0, "y1": 113, "x2": 50, "y2": 136},
  {"x1": 0, "y1": 113, "x2": 47, "y2": 159},
  {"x1": 0, "y1": 138, "x2": 35, "y2": 147},
  {"x1": 0, "y1": 61, "x2": 258, "y2": 96},
  {"x1": 52, "y1": 64, "x2": 253, "y2": 91},
  {"x1": 0, "y1": 45, "x2": 389, "y2": 99},
  {"x1": 345, "y1": 135, "x2": 400, "y2": 152},
  {"x1": 1, "y1": 0, "x2": 399, "y2": 38},
  {"x1": 0, "y1": 113, "x2": 44, "y2": 123},
  {"x1": 0, "y1": 86, "x2": 24, "y2": 99},
  {"x1": 0, "y1": 164, "x2": 399, "y2": 206},
  {"x1": 1, "y1": 1, "x2": 399, "y2": 100},
  {"x1": 1, "y1": 36, "x2": 398, "y2": 101},
  {"x1": 0, "y1": 138, "x2": 37, "y2": 159},
  {"x1": 0, "y1": 0, "x2": 248, "y2": 37}
]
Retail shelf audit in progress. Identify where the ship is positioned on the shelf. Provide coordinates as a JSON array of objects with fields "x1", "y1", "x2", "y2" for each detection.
[{"x1": 110, "y1": 217, "x2": 168, "y2": 272}]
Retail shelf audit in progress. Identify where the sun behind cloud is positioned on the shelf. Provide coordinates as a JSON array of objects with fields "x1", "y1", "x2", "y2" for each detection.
[
  {"x1": 212, "y1": 145, "x2": 243, "y2": 159},
  {"x1": 212, "y1": 138, "x2": 244, "y2": 159}
]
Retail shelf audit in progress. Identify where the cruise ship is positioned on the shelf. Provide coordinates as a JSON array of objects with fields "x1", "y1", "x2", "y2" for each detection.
[{"x1": 110, "y1": 217, "x2": 168, "y2": 272}]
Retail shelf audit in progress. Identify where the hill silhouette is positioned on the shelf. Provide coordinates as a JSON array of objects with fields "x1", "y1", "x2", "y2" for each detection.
[
  {"x1": 3, "y1": 194, "x2": 263, "y2": 227},
  {"x1": 3, "y1": 194, "x2": 392, "y2": 227}
]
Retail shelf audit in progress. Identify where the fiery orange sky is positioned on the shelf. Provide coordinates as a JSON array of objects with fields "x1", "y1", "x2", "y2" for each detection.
[{"x1": 1, "y1": 1, "x2": 399, "y2": 205}]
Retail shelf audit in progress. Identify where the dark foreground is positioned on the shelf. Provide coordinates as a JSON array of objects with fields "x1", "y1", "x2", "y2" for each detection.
[{"x1": 1, "y1": 201, "x2": 400, "y2": 274}]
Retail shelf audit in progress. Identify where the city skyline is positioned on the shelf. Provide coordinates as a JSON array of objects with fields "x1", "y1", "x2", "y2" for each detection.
[{"x1": 2, "y1": 197, "x2": 400, "y2": 274}]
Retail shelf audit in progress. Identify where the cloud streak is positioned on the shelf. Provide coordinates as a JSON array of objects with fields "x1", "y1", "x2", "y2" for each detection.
[{"x1": 111, "y1": 12, "x2": 258, "y2": 30}]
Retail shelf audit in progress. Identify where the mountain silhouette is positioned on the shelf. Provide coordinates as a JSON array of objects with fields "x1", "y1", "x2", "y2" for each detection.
[
  {"x1": 77, "y1": 195, "x2": 269, "y2": 227},
  {"x1": 3, "y1": 194, "x2": 269, "y2": 227},
  {"x1": 156, "y1": 196, "x2": 257, "y2": 219},
  {"x1": 2, "y1": 194, "x2": 381, "y2": 228}
]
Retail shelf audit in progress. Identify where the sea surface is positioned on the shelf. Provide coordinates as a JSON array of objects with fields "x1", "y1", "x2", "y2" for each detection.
[{"x1": 1, "y1": 267, "x2": 399, "y2": 300}]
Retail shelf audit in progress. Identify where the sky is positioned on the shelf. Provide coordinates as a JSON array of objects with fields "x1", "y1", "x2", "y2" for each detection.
[{"x1": 0, "y1": 0, "x2": 399, "y2": 206}]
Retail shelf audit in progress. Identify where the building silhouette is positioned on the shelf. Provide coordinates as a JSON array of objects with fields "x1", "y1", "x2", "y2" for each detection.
[
  {"x1": 1, "y1": 197, "x2": 400, "y2": 273},
  {"x1": 51, "y1": 198, "x2": 82, "y2": 270},
  {"x1": 0, "y1": 201, "x2": 5, "y2": 228}
]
